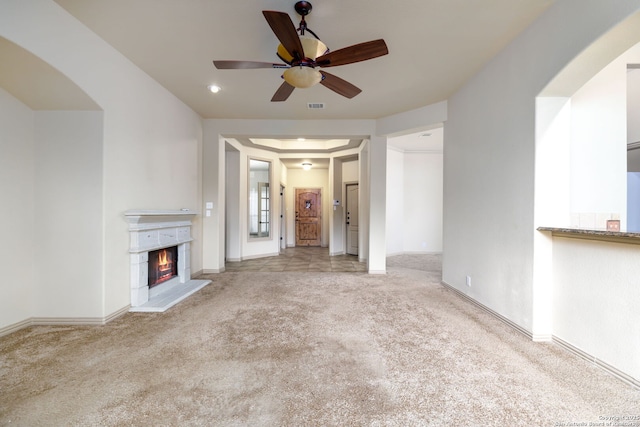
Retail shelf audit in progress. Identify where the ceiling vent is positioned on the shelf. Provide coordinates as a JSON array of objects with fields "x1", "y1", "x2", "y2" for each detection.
[{"x1": 307, "y1": 102, "x2": 325, "y2": 109}]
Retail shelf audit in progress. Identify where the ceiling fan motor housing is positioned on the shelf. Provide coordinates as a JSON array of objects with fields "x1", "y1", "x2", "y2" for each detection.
[{"x1": 294, "y1": 1, "x2": 312, "y2": 16}]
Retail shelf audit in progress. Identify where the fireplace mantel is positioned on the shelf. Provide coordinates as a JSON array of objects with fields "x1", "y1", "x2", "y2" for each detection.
[
  {"x1": 125, "y1": 209, "x2": 197, "y2": 218},
  {"x1": 124, "y1": 209, "x2": 209, "y2": 312},
  {"x1": 124, "y1": 210, "x2": 197, "y2": 253}
]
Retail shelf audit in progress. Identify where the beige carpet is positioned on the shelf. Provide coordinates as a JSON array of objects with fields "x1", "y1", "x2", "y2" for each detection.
[{"x1": 1, "y1": 255, "x2": 638, "y2": 426}]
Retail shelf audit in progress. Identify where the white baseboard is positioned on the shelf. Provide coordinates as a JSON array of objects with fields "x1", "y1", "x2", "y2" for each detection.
[
  {"x1": 368, "y1": 270, "x2": 386, "y2": 275},
  {"x1": 553, "y1": 336, "x2": 639, "y2": 389},
  {"x1": 532, "y1": 333, "x2": 553, "y2": 342},
  {"x1": 387, "y1": 251, "x2": 443, "y2": 257},
  {"x1": 441, "y1": 281, "x2": 639, "y2": 389},
  {"x1": 0, "y1": 318, "x2": 32, "y2": 338},
  {"x1": 105, "y1": 305, "x2": 131, "y2": 323},
  {"x1": 31, "y1": 317, "x2": 107, "y2": 326},
  {"x1": 202, "y1": 268, "x2": 224, "y2": 273},
  {"x1": 0, "y1": 305, "x2": 131, "y2": 338},
  {"x1": 241, "y1": 252, "x2": 279, "y2": 261},
  {"x1": 386, "y1": 251, "x2": 404, "y2": 257},
  {"x1": 440, "y1": 281, "x2": 533, "y2": 339}
]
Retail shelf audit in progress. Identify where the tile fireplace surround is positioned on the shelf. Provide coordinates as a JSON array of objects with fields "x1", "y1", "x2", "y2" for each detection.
[{"x1": 124, "y1": 210, "x2": 210, "y2": 312}]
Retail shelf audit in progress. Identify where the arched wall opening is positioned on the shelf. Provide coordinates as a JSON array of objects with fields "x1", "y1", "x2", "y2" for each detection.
[
  {"x1": 533, "y1": 10, "x2": 640, "y2": 386},
  {"x1": 0, "y1": 36, "x2": 105, "y2": 329}
]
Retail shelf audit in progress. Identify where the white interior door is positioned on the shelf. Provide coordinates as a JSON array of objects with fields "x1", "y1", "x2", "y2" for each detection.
[{"x1": 346, "y1": 184, "x2": 359, "y2": 255}]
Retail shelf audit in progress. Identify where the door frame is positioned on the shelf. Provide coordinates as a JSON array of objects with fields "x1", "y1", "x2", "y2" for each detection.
[
  {"x1": 295, "y1": 187, "x2": 322, "y2": 247},
  {"x1": 280, "y1": 184, "x2": 286, "y2": 252},
  {"x1": 345, "y1": 181, "x2": 359, "y2": 255}
]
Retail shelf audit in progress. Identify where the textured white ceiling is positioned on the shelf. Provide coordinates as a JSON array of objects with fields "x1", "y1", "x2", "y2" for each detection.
[
  {"x1": 48, "y1": 0, "x2": 555, "y2": 120},
  {"x1": 0, "y1": 0, "x2": 553, "y2": 162}
]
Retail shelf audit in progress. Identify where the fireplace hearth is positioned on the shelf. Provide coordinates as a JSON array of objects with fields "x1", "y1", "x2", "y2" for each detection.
[{"x1": 124, "y1": 210, "x2": 210, "y2": 312}]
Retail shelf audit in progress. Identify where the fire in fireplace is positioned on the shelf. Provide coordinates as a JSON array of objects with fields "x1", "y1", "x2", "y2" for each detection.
[{"x1": 148, "y1": 246, "x2": 178, "y2": 288}]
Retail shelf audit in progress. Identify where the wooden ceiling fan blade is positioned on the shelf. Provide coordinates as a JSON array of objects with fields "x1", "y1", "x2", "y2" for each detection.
[
  {"x1": 213, "y1": 60, "x2": 288, "y2": 69},
  {"x1": 271, "y1": 81, "x2": 295, "y2": 102},
  {"x1": 316, "y1": 39, "x2": 388, "y2": 68},
  {"x1": 320, "y1": 71, "x2": 362, "y2": 99},
  {"x1": 262, "y1": 11, "x2": 305, "y2": 62}
]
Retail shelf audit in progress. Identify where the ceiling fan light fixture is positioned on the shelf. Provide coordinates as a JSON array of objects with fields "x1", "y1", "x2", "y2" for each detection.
[
  {"x1": 283, "y1": 66, "x2": 322, "y2": 88},
  {"x1": 212, "y1": 4, "x2": 388, "y2": 102}
]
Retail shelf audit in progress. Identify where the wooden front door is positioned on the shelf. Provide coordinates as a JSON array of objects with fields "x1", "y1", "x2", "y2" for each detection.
[{"x1": 295, "y1": 188, "x2": 321, "y2": 247}]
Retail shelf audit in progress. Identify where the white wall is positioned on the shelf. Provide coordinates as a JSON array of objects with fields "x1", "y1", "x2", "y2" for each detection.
[
  {"x1": 225, "y1": 148, "x2": 241, "y2": 261},
  {"x1": 533, "y1": 9, "x2": 640, "y2": 380},
  {"x1": 551, "y1": 237, "x2": 640, "y2": 381},
  {"x1": 628, "y1": 68, "x2": 640, "y2": 144},
  {"x1": 368, "y1": 137, "x2": 387, "y2": 273},
  {"x1": 359, "y1": 141, "x2": 370, "y2": 263},
  {"x1": 533, "y1": 97, "x2": 572, "y2": 338},
  {"x1": 329, "y1": 158, "x2": 343, "y2": 255},
  {"x1": 443, "y1": 0, "x2": 640, "y2": 333},
  {"x1": 570, "y1": 50, "x2": 632, "y2": 226},
  {"x1": 403, "y1": 152, "x2": 443, "y2": 253},
  {"x1": 33, "y1": 111, "x2": 104, "y2": 318},
  {"x1": 0, "y1": 1, "x2": 204, "y2": 327},
  {"x1": 386, "y1": 148, "x2": 404, "y2": 255},
  {"x1": 445, "y1": 0, "x2": 640, "y2": 383},
  {"x1": 386, "y1": 148, "x2": 443, "y2": 256},
  {"x1": 0, "y1": 89, "x2": 35, "y2": 329},
  {"x1": 342, "y1": 160, "x2": 358, "y2": 183}
]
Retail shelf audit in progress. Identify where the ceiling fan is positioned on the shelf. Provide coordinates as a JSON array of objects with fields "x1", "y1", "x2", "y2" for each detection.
[{"x1": 213, "y1": 1, "x2": 389, "y2": 102}]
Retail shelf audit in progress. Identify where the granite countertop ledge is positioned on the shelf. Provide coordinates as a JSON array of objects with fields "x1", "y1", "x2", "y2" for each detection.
[{"x1": 537, "y1": 227, "x2": 640, "y2": 245}]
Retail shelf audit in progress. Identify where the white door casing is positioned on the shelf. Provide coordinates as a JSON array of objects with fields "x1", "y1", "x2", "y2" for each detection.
[{"x1": 346, "y1": 184, "x2": 359, "y2": 255}]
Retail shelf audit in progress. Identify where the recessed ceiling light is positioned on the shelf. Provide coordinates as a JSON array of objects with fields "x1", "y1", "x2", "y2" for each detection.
[{"x1": 208, "y1": 85, "x2": 221, "y2": 93}]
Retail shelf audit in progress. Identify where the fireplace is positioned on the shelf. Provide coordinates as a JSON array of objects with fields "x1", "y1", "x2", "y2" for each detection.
[
  {"x1": 124, "y1": 210, "x2": 210, "y2": 312},
  {"x1": 148, "y1": 246, "x2": 178, "y2": 288}
]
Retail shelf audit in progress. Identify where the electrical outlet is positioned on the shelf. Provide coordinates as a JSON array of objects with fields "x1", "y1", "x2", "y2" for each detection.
[{"x1": 466, "y1": 276, "x2": 471, "y2": 287}]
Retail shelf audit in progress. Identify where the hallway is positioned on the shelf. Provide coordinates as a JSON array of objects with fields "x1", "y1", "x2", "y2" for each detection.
[{"x1": 224, "y1": 247, "x2": 367, "y2": 272}]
